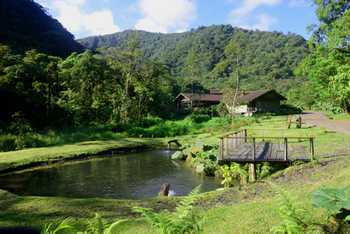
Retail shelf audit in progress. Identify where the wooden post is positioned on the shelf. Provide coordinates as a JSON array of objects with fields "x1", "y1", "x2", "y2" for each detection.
[
  {"x1": 244, "y1": 129, "x2": 247, "y2": 143},
  {"x1": 284, "y1": 138, "x2": 288, "y2": 161},
  {"x1": 219, "y1": 138, "x2": 224, "y2": 161},
  {"x1": 234, "y1": 133, "x2": 237, "y2": 148},
  {"x1": 252, "y1": 138, "x2": 256, "y2": 161},
  {"x1": 310, "y1": 138, "x2": 315, "y2": 160},
  {"x1": 249, "y1": 163, "x2": 257, "y2": 182}
]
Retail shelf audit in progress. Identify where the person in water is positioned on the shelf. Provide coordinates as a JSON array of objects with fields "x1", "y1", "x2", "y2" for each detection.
[{"x1": 159, "y1": 183, "x2": 176, "y2": 196}]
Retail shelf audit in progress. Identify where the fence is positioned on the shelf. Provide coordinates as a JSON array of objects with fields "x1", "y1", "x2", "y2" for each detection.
[{"x1": 218, "y1": 129, "x2": 315, "y2": 162}]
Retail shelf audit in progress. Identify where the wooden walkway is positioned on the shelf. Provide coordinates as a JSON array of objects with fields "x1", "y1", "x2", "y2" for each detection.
[{"x1": 218, "y1": 130, "x2": 314, "y2": 164}]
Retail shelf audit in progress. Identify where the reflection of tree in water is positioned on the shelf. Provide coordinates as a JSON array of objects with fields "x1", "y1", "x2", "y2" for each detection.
[{"x1": 0, "y1": 151, "x2": 220, "y2": 199}]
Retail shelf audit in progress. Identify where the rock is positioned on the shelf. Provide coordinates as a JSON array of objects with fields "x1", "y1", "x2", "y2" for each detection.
[
  {"x1": 182, "y1": 144, "x2": 204, "y2": 158},
  {"x1": 159, "y1": 183, "x2": 170, "y2": 196},
  {"x1": 195, "y1": 164, "x2": 205, "y2": 174},
  {"x1": 171, "y1": 151, "x2": 184, "y2": 160}
]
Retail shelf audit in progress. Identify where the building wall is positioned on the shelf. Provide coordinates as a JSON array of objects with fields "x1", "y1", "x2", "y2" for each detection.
[
  {"x1": 233, "y1": 105, "x2": 249, "y2": 114},
  {"x1": 253, "y1": 100, "x2": 281, "y2": 112}
]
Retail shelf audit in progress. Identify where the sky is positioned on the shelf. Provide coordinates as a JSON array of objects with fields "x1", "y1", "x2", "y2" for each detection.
[{"x1": 36, "y1": 0, "x2": 318, "y2": 39}]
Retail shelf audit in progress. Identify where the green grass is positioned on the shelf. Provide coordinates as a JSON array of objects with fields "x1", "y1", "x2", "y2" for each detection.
[
  {"x1": 0, "y1": 115, "x2": 349, "y2": 233},
  {"x1": 245, "y1": 115, "x2": 350, "y2": 157},
  {"x1": 0, "y1": 116, "x2": 250, "y2": 152},
  {"x1": 0, "y1": 138, "x2": 164, "y2": 173}
]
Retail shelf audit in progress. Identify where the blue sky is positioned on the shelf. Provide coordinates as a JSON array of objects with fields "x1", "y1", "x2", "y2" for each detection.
[{"x1": 36, "y1": 0, "x2": 318, "y2": 39}]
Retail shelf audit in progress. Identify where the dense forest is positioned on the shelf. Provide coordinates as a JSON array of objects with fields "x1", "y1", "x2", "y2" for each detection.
[
  {"x1": 79, "y1": 26, "x2": 308, "y2": 91},
  {"x1": 0, "y1": 0, "x2": 84, "y2": 57},
  {"x1": 1, "y1": 0, "x2": 349, "y2": 136}
]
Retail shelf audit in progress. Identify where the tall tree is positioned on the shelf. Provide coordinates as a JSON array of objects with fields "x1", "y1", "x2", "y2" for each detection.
[{"x1": 298, "y1": 1, "x2": 350, "y2": 112}]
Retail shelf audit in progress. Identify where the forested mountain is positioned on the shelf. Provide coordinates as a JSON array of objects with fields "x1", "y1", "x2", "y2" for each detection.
[
  {"x1": 79, "y1": 25, "x2": 308, "y2": 90},
  {"x1": 0, "y1": 0, "x2": 84, "y2": 57}
]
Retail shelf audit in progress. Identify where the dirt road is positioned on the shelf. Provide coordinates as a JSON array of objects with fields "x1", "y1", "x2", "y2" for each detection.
[{"x1": 302, "y1": 112, "x2": 350, "y2": 134}]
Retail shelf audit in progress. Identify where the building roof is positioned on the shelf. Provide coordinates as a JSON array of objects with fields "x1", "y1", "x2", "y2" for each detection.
[
  {"x1": 237, "y1": 90, "x2": 286, "y2": 104},
  {"x1": 176, "y1": 89, "x2": 286, "y2": 104},
  {"x1": 176, "y1": 93, "x2": 222, "y2": 102}
]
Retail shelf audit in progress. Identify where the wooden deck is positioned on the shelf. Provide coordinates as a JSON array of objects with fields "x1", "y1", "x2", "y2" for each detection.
[{"x1": 218, "y1": 130, "x2": 314, "y2": 164}]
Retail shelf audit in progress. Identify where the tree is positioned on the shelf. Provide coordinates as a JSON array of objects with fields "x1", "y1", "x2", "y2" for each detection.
[
  {"x1": 0, "y1": 48, "x2": 62, "y2": 127},
  {"x1": 58, "y1": 51, "x2": 117, "y2": 124},
  {"x1": 312, "y1": 0, "x2": 350, "y2": 43},
  {"x1": 298, "y1": 2, "x2": 350, "y2": 113}
]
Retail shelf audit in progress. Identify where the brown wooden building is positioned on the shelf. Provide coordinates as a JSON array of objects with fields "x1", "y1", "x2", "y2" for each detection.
[
  {"x1": 175, "y1": 91, "x2": 222, "y2": 111},
  {"x1": 232, "y1": 90, "x2": 286, "y2": 116},
  {"x1": 175, "y1": 89, "x2": 286, "y2": 115}
]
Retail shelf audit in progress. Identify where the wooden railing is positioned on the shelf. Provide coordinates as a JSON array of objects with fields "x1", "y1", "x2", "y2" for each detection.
[
  {"x1": 218, "y1": 129, "x2": 315, "y2": 162},
  {"x1": 219, "y1": 129, "x2": 247, "y2": 161}
]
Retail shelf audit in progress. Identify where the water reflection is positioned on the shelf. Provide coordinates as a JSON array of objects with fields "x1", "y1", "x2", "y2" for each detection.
[{"x1": 0, "y1": 150, "x2": 220, "y2": 199}]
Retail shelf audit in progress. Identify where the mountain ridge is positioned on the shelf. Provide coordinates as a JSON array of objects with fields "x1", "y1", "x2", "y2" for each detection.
[
  {"x1": 0, "y1": 0, "x2": 84, "y2": 57},
  {"x1": 78, "y1": 25, "x2": 308, "y2": 90}
]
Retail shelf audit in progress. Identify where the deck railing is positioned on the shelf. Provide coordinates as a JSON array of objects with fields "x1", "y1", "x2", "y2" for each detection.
[{"x1": 218, "y1": 129, "x2": 315, "y2": 162}]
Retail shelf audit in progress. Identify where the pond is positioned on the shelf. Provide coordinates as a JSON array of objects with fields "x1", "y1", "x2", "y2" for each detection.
[{"x1": 0, "y1": 150, "x2": 220, "y2": 199}]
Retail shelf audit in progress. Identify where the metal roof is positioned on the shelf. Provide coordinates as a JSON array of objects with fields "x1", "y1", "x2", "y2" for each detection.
[{"x1": 176, "y1": 90, "x2": 286, "y2": 104}]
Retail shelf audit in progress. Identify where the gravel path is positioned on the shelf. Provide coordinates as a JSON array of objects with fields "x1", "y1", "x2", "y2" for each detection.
[{"x1": 302, "y1": 112, "x2": 350, "y2": 134}]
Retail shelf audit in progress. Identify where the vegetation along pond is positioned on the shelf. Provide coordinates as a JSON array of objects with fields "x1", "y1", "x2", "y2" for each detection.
[{"x1": 0, "y1": 150, "x2": 220, "y2": 199}]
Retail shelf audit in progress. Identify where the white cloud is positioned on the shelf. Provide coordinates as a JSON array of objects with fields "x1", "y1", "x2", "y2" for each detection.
[
  {"x1": 288, "y1": 0, "x2": 310, "y2": 7},
  {"x1": 231, "y1": 0, "x2": 281, "y2": 17},
  {"x1": 36, "y1": 0, "x2": 120, "y2": 37},
  {"x1": 251, "y1": 13, "x2": 277, "y2": 30},
  {"x1": 229, "y1": 0, "x2": 280, "y2": 30},
  {"x1": 135, "y1": 0, "x2": 196, "y2": 33}
]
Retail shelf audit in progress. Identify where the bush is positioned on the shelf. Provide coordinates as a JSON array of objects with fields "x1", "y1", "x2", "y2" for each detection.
[
  {"x1": 190, "y1": 114, "x2": 211, "y2": 124},
  {"x1": 137, "y1": 116, "x2": 164, "y2": 128},
  {"x1": 0, "y1": 135, "x2": 17, "y2": 152},
  {"x1": 192, "y1": 148, "x2": 218, "y2": 176},
  {"x1": 219, "y1": 163, "x2": 248, "y2": 188}
]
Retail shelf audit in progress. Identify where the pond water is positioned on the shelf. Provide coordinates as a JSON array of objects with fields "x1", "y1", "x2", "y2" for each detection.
[{"x1": 0, "y1": 150, "x2": 220, "y2": 199}]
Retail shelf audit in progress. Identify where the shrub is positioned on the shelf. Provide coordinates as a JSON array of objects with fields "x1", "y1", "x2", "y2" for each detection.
[
  {"x1": 127, "y1": 126, "x2": 148, "y2": 137},
  {"x1": 0, "y1": 135, "x2": 17, "y2": 152},
  {"x1": 312, "y1": 187, "x2": 350, "y2": 232},
  {"x1": 137, "y1": 116, "x2": 164, "y2": 128},
  {"x1": 190, "y1": 114, "x2": 211, "y2": 124},
  {"x1": 219, "y1": 163, "x2": 248, "y2": 188},
  {"x1": 192, "y1": 149, "x2": 218, "y2": 176}
]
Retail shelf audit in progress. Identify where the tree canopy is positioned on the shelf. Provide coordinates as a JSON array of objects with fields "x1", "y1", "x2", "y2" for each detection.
[
  {"x1": 295, "y1": 1, "x2": 350, "y2": 112},
  {"x1": 79, "y1": 25, "x2": 308, "y2": 92}
]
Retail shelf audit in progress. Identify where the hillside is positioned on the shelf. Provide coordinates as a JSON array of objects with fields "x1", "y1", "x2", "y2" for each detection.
[
  {"x1": 0, "y1": 0, "x2": 84, "y2": 57},
  {"x1": 79, "y1": 25, "x2": 308, "y2": 90}
]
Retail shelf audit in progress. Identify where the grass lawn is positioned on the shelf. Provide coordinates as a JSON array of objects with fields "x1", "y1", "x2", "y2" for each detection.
[
  {"x1": 0, "y1": 115, "x2": 349, "y2": 233},
  {"x1": 0, "y1": 138, "x2": 165, "y2": 173}
]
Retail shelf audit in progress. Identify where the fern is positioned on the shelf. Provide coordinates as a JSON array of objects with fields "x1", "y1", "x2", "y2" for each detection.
[
  {"x1": 86, "y1": 213, "x2": 105, "y2": 234},
  {"x1": 272, "y1": 187, "x2": 323, "y2": 234},
  {"x1": 134, "y1": 186, "x2": 203, "y2": 234},
  {"x1": 42, "y1": 213, "x2": 129, "y2": 234},
  {"x1": 41, "y1": 218, "x2": 76, "y2": 234}
]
